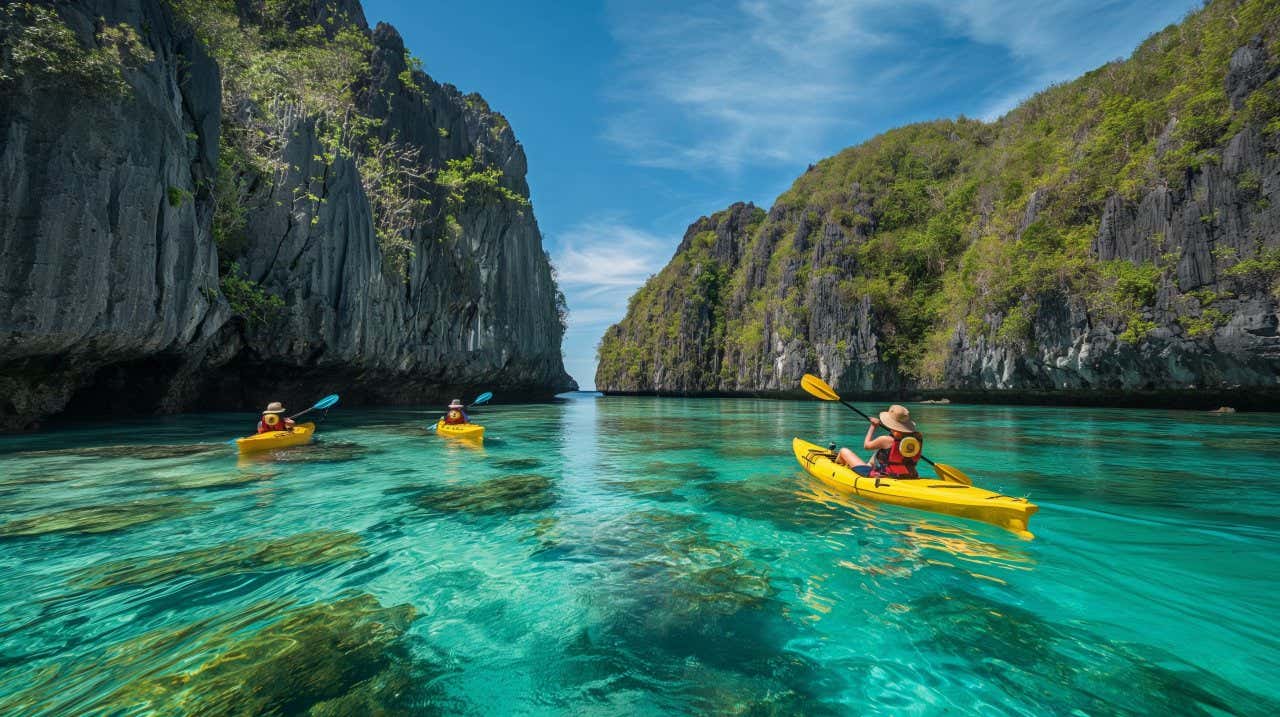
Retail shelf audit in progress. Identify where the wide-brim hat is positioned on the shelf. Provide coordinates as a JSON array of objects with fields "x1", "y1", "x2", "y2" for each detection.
[
  {"x1": 448, "y1": 399, "x2": 465, "y2": 408},
  {"x1": 879, "y1": 404, "x2": 917, "y2": 433},
  {"x1": 263, "y1": 401, "x2": 286, "y2": 414}
]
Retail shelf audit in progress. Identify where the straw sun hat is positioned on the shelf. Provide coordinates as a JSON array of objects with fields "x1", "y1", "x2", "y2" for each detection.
[
  {"x1": 263, "y1": 401, "x2": 286, "y2": 414},
  {"x1": 448, "y1": 399, "x2": 465, "y2": 408},
  {"x1": 879, "y1": 404, "x2": 917, "y2": 433}
]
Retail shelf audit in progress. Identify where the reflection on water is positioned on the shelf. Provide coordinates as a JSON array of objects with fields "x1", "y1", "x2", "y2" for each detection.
[{"x1": 0, "y1": 394, "x2": 1276, "y2": 714}]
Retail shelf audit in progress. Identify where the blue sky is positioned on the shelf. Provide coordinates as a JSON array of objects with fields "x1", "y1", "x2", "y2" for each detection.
[{"x1": 363, "y1": 0, "x2": 1200, "y2": 389}]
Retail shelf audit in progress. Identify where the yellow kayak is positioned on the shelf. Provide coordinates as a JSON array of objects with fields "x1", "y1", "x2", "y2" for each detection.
[
  {"x1": 236, "y1": 422, "x2": 315, "y2": 454},
  {"x1": 435, "y1": 421, "x2": 485, "y2": 441},
  {"x1": 792, "y1": 438, "x2": 1037, "y2": 538}
]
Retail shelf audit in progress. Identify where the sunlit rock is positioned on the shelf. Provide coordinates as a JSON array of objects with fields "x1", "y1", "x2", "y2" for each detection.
[
  {"x1": 700, "y1": 477, "x2": 838, "y2": 532},
  {"x1": 414, "y1": 473, "x2": 556, "y2": 516},
  {"x1": 556, "y1": 510, "x2": 841, "y2": 713},
  {"x1": 0, "y1": 498, "x2": 204, "y2": 537},
  {"x1": 14, "y1": 443, "x2": 226, "y2": 460},
  {"x1": 901, "y1": 590, "x2": 1278, "y2": 714},
  {"x1": 71, "y1": 531, "x2": 366, "y2": 590},
  {"x1": 492, "y1": 457, "x2": 544, "y2": 470},
  {"x1": 261, "y1": 441, "x2": 373, "y2": 463},
  {"x1": 155, "y1": 469, "x2": 276, "y2": 490},
  {"x1": 0, "y1": 594, "x2": 441, "y2": 715}
]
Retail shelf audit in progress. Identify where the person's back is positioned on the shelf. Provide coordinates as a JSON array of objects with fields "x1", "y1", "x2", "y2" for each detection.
[
  {"x1": 257, "y1": 401, "x2": 295, "y2": 433},
  {"x1": 870, "y1": 427, "x2": 923, "y2": 477},
  {"x1": 836, "y1": 404, "x2": 922, "y2": 477},
  {"x1": 443, "y1": 399, "x2": 469, "y2": 425}
]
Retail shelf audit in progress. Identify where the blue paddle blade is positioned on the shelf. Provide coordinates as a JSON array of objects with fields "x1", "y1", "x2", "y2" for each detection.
[
  {"x1": 313, "y1": 394, "x2": 340, "y2": 410},
  {"x1": 471, "y1": 392, "x2": 493, "y2": 406}
]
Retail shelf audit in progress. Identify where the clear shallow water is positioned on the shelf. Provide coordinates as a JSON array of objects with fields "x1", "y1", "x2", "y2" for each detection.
[{"x1": 0, "y1": 393, "x2": 1277, "y2": 715}]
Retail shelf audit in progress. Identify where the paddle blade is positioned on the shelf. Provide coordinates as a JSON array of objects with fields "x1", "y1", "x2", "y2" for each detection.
[
  {"x1": 800, "y1": 374, "x2": 840, "y2": 402},
  {"x1": 313, "y1": 394, "x2": 340, "y2": 410},
  {"x1": 471, "y1": 391, "x2": 493, "y2": 406},
  {"x1": 933, "y1": 462, "x2": 973, "y2": 486}
]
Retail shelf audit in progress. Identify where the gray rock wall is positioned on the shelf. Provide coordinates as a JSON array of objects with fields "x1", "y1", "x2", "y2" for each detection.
[
  {"x1": 0, "y1": 0, "x2": 227, "y2": 428},
  {"x1": 0, "y1": 2, "x2": 572, "y2": 430}
]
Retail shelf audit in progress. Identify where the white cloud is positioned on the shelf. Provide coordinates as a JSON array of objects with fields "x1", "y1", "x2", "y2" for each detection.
[
  {"x1": 929, "y1": 0, "x2": 1197, "y2": 120},
  {"x1": 604, "y1": 0, "x2": 1198, "y2": 169},
  {"x1": 603, "y1": 0, "x2": 888, "y2": 172},
  {"x1": 552, "y1": 219, "x2": 673, "y2": 329},
  {"x1": 554, "y1": 221, "x2": 669, "y2": 295},
  {"x1": 550, "y1": 218, "x2": 679, "y2": 389}
]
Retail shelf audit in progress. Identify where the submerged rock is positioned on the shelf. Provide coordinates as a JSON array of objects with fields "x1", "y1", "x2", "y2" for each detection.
[
  {"x1": 901, "y1": 590, "x2": 1278, "y2": 714},
  {"x1": 700, "y1": 476, "x2": 839, "y2": 532},
  {"x1": 555, "y1": 510, "x2": 841, "y2": 713},
  {"x1": 414, "y1": 473, "x2": 556, "y2": 516},
  {"x1": 492, "y1": 457, "x2": 544, "y2": 471},
  {"x1": 13, "y1": 443, "x2": 226, "y2": 461},
  {"x1": 154, "y1": 469, "x2": 277, "y2": 490},
  {"x1": 1, "y1": 594, "x2": 442, "y2": 715},
  {"x1": 261, "y1": 440, "x2": 372, "y2": 463},
  {"x1": 643, "y1": 461, "x2": 719, "y2": 483},
  {"x1": 71, "y1": 531, "x2": 366, "y2": 590},
  {"x1": 605, "y1": 475, "x2": 688, "y2": 503},
  {"x1": 0, "y1": 498, "x2": 204, "y2": 537}
]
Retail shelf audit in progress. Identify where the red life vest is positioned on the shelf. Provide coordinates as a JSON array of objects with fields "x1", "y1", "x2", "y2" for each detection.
[
  {"x1": 444, "y1": 408, "x2": 467, "y2": 425},
  {"x1": 872, "y1": 432, "x2": 922, "y2": 477}
]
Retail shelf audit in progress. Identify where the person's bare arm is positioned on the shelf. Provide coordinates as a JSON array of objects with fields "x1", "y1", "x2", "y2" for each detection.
[{"x1": 862, "y1": 419, "x2": 892, "y2": 450}]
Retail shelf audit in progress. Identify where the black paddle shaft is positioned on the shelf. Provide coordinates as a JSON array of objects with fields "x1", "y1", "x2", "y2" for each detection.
[{"x1": 837, "y1": 399, "x2": 939, "y2": 469}]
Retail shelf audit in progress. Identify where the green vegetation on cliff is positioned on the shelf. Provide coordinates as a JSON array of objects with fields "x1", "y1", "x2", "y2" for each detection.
[
  {"x1": 170, "y1": 0, "x2": 528, "y2": 283},
  {"x1": 598, "y1": 0, "x2": 1280, "y2": 393},
  {"x1": 0, "y1": 3, "x2": 152, "y2": 95}
]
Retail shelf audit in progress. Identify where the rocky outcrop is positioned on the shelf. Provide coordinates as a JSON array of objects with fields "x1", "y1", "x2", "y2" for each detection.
[
  {"x1": 942, "y1": 126, "x2": 1280, "y2": 395},
  {"x1": 597, "y1": 203, "x2": 761, "y2": 393},
  {"x1": 0, "y1": 1, "x2": 572, "y2": 430},
  {"x1": 597, "y1": 1, "x2": 1280, "y2": 407},
  {"x1": 0, "y1": 0, "x2": 227, "y2": 427}
]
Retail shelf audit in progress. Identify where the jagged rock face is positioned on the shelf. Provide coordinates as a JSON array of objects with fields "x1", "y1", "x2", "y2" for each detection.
[
  {"x1": 944, "y1": 127, "x2": 1280, "y2": 394},
  {"x1": 0, "y1": 2, "x2": 571, "y2": 430},
  {"x1": 0, "y1": 0, "x2": 228, "y2": 429},
  {"x1": 212, "y1": 22, "x2": 572, "y2": 406},
  {"x1": 598, "y1": 203, "x2": 762, "y2": 393},
  {"x1": 597, "y1": 11, "x2": 1280, "y2": 406}
]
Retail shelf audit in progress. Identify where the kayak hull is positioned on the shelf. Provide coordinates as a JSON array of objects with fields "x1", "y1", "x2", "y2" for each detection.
[
  {"x1": 236, "y1": 422, "x2": 315, "y2": 454},
  {"x1": 792, "y1": 438, "x2": 1037, "y2": 538},
  {"x1": 436, "y1": 421, "x2": 485, "y2": 441}
]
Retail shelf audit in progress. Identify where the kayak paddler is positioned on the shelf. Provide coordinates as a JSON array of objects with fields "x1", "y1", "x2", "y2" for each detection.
[
  {"x1": 442, "y1": 398, "x2": 469, "y2": 425},
  {"x1": 836, "y1": 404, "x2": 923, "y2": 478},
  {"x1": 257, "y1": 401, "x2": 296, "y2": 434}
]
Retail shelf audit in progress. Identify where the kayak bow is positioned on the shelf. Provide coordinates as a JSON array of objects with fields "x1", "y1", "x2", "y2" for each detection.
[{"x1": 792, "y1": 437, "x2": 1037, "y2": 538}]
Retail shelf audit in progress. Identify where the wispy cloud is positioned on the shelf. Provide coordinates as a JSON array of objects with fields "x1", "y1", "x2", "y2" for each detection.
[
  {"x1": 604, "y1": 0, "x2": 1197, "y2": 169},
  {"x1": 551, "y1": 218, "x2": 677, "y2": 388},
  {"x1": 934, "y1": 0, "x2": 1198, "y2": 119},
  {"x1": 604, "y1": 0, "x2": 886, "y2": 172},
  {"x1": 555, "y1": 222, "x2": 669, "y2": 301}
]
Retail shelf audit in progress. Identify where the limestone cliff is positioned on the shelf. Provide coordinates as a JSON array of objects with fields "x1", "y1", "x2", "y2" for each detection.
[
  {"x1": 0, "y1": 0, "x2": 572, "y2": 430},
  {"x1": 597, "y1": 0, "x2": 1280, "y2": 407}
]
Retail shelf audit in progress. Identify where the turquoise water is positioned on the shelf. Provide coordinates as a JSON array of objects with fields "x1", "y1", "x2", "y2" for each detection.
[{"x1": 1, "y1": 393, "x2": 1277, "y2": 715}]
